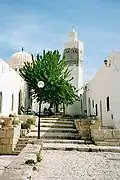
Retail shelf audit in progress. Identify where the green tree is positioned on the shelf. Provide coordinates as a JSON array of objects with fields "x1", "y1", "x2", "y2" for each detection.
[{"x1": 19, "y1": 50, "x2": 79, "y2": 113}]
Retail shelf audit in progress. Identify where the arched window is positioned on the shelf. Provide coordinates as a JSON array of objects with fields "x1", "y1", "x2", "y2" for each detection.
[
  {"x1": 95, "y1": 104, "x2": 98, "y2": 116},
  {"x1": 0, "y1": 92, "x2": 2, "y2": 113},
  {"x1": 106, "y1": 96, "x2": 110, "y2": 111},
  {"x1": 92, "y1": 100, "x2": 94, "y2": 108}
]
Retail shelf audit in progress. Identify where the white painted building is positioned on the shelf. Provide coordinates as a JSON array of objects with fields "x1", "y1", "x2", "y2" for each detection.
[
  {"x1": 85, "y1": 51, "x2": 120, "y2": 128},
  {"x1": 63, "y1": 28, "x2": 84, "y2": 116},
  {"x1": 0, "y1": 57, "x2": 29, "y2": 116},
  {"x1": 8, "y1": 50, "x2": 48, "y2": 113}
]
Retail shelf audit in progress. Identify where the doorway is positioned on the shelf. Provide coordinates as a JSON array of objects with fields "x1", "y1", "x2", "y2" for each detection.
[
  {"x1": 88, "y1": 97, "x2": 91, "y2": 115},
  {"x1": 95, "y1": 104, "x2": 98, "y2": 116},
  {"x1": 100, "y1": 100, "x2": 102, "y2": 122},
  {"x1": 18, "y1": 90, "x2": 22, "y2": 115}
]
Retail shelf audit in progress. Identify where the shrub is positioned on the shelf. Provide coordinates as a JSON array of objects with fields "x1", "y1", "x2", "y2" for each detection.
[
  {"x1": 21, "y1": 122, "x2": 30, "y2": 129},
  {"x1": 27, "y1": 118, "x2": 34, "y2": 125},
  {"x1": 12, "y1": 117, "x2": 20, "y2": 126},
  {"x1": 36, "y1": 151, "x2": 42, "y2": 162},
  {"x1": 21, "y1": 117, "x2": 34, "y2": 129}
]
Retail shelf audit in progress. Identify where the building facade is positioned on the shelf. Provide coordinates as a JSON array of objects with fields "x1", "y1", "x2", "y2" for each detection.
[
  {"x1": 0, "y1": 57, "x2": 28, "y2": 116},
  {"x1": 63, "y1": 28, "x2": 84, "y2": 115},
  {"x1": 85, "y1": 51, "x2": 120, "y2": 128}
]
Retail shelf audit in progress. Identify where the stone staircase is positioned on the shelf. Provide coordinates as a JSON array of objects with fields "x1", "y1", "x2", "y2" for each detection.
[{"x1": 13, "y1": 117, "x2": 93, "y2": 154}]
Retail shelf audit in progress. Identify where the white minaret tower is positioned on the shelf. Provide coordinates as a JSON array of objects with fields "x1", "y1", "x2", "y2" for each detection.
[{"x1": 63, "y1": 28, "x2": 84, "y2": 115}]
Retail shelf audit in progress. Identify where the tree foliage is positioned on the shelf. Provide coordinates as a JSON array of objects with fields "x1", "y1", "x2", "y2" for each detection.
[{"x1": 19, "y1": 50, "x2": 79, "y2": 106}]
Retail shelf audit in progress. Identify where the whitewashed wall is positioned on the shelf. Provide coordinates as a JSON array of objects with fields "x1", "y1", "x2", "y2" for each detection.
[
  {"x1": 0, "y1": 58, "x2": 28, "y2": 116},
  {"x1": 86, "y1": 51, "x2": 120, "y2": 128},
  {"x1": 66, "y1": 64, "x2": 83, "y2": 116}
]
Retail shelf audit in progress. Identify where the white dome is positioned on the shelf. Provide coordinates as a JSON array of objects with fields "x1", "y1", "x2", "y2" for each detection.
[{"x1": 8, "y1": 51, "x2": 33, "y2": 71}]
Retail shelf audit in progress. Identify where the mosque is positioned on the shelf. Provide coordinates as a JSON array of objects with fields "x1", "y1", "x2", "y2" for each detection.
[
  {"x1": 1, "y1": 28, "x2": 120, "y2": 128},
  {"x1": 0, "y1": 28, "x2": 84, "y2": 117}
]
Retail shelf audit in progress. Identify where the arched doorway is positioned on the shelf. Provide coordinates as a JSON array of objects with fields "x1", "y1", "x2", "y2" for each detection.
[
  {"x1": 95, "y1": 104, "x2": 98, "y2": 116},
  {"x1": 0, "y1": 92, "x2": 2, "y2": 113},
  {"x1": 18, "y1": 90, "x2": 22, "y2": 115}
]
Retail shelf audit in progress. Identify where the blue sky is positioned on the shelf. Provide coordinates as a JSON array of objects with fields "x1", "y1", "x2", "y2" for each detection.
[{"x1": 0, "y1": 0, "x2": 120, "y2": 80}]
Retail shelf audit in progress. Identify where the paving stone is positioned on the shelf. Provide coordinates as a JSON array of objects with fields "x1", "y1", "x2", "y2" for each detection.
[
  {"x1": 0, "y1": 141, "x2": 42, "y2": 180},
  {"x1": 0, "y1": 156, "x2": 17, "y2": 176},
  {"x1": 31, "y1": 150, "x2": 120, "y2": 180}
]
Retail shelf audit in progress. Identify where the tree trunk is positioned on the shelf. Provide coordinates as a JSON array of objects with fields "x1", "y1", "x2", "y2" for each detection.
[
  {"x1": 63, "y1": 103, "x2": 65, "y2": 116},
  {"x1": 55, "y1": 103, "x2": 59, "y2": 113},
  {"x1": 50, "y1": 102, "x2": 53, "y2": 108}
]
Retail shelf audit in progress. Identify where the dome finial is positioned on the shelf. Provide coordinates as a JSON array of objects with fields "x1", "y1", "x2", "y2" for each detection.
[{"x1": 21, "y1": 47, "x2": 24, "y2": 52}]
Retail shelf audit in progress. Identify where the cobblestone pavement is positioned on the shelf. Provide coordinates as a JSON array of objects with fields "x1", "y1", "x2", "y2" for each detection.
[
  {"x1": 0, "y1": 156, "x2": 17, "y2": 176},
  {"x1": 32, "y1": 150, "x2": 120, "y2": 180}
]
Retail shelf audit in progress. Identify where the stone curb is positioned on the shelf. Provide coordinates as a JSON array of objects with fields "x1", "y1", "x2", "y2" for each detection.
[
  {"x1": 43, "y1": 145, "x2": 120, "y2": 153},
  {"x1": 0, "y1": 140, "x2": 43, "y2": 180}
]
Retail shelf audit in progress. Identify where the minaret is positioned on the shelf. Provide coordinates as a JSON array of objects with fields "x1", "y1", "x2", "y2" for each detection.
[{"x1": 63, "y1": 28, "x2": 84, "y2": 115}]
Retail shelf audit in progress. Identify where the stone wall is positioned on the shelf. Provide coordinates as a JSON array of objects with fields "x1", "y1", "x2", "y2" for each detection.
[
  {"x1": 0, "y1": 117, "x2": 21, "y2": 154},
  {"x1": 75, "y1": 119, "x2": 92, "y2": 140},
  {"x1": 90, "y1": 120, "x2": 120, "y2": 146},
  {"x1": 75, "y1": 119, "x2": 120, "y2": 146}
]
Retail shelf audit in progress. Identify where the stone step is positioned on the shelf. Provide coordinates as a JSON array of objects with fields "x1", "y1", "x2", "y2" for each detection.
[
  {"x1": 15, "y1": 144, "x2": 27, "y2": 148},
  {"x1": 14, "y1": 139, "x2": 93, "y2": 154},
  {"x1": 26, "y1": 132, "x2": 76, "y2": 139},
  {"x1": 43, "y1": 143, "x2": 90, "y2": 150},
  {"x1": 13, "y1": 144, "x2": 120, "y2": 155},
  {"x1": 40, "y1": 120, "x2": 74, "y2": 124},
  {"x1": 18, "y1": 137, "x2": 91, "y2": 145},
  {"x1": 14, "y1": 138, "x2": 92, "y2": 149},
  {"x1": 14, "y1": 146, "x2": 26, "y2": 152},
  {"x1": 17, "y1": 140, "x2": 28, "y2": 144},
  {"x1": 41, "y1": 118, "x2": 60, "y2": 120},
  {"x1": 42, "y1": 139, "x2": 93, "y2": 144},
  {"x1": 12, "y1": 151, "x2": 20, "y2": 155},
  {"x1": 41, "y1": 118, "x2": 74, "y2": 122},
  {"x1": 95, "y1": 141, "x2": 120, "y2": 146},
  {"x1": 42, "y1": 143, "x2": 120, "y2": 152},
  {"x1": 16, "y1": 139, "x2": 92, "y2": 145},
  {"x1": 101, "y1": 139, "x2": 120, "y2": 142},
  {"x1": 31, "y1": 127, "x2": 77, "y2": 133},
  {"x1": 40, "y1": 123, "x2": 75, "y2": 128},
  {"x1": 17, "y1": 138, "x2": 36, "y2": 144}
]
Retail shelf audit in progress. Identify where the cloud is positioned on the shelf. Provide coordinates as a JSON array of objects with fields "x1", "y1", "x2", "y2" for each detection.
[
  {"x1": 0, "y1": 8, "x2": 67, "y2": 59},
  {"x1": 1, "y1": 0, "x2": 120, "y2": 79}
]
